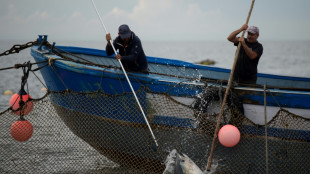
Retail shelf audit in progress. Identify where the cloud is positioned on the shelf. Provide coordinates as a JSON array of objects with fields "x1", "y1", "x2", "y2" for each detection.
[
  {"x1": 97, "y1": 0, "x2": 226, "y2": 41},
  {"x1": 107, "y1": 7, "x2": 127, "y2": 17},
  {"x1": 0, "y1": 2, "x2": 100, "y2": 41},
  {"x1": 1, "y1": 0, "x2": 309, "y2": 41},
  {"x1": 70, "y1": 12, "x2": 82, "y2": 19},
  {"x1": 0, "y1": 1, "x2": 237, "y2": 41}
]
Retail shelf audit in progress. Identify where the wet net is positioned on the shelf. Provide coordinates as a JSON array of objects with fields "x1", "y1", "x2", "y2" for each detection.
[
  {"x1": 0, "y1": 84, "x2": 309, "y2": 174},
  {"x1": 0, "y1": 40, "x2": 309, "y2": 173}
]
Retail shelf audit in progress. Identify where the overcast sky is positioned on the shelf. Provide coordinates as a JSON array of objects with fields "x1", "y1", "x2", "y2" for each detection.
[{"x1": 1, "y1": 0, "x2": 310, "y2": 41}]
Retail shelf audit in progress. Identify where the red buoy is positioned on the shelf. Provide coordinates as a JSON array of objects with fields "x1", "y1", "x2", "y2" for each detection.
[
  {"x1": 10, "y1": 119, "x2": 33, "y2": 142},
  {"x1": 218, "y1": 124, "x2": 240, "y2": 147},
  {"x1": 9, "y1": 92, "x2": 33, "y2": 116}
]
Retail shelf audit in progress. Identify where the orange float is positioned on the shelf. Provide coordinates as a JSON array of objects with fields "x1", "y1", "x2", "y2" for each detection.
[
  {"x1": 10, "y1": 119, "x2": 33, "y2": 142},
  {"x1": 9, "y1": 92, "x2": 33, "y2": 116},
  {"x1": 218, "y1": 124, "x2": 240, "y2": 147}
]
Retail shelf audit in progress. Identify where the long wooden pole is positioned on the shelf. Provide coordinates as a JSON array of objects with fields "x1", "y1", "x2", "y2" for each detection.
[
  {"x1": 91, "y1": 0, "x2": 158, "y2": 147},
  {"x1": 206, "y1": 0, "x2": 255, "y2": 171}
]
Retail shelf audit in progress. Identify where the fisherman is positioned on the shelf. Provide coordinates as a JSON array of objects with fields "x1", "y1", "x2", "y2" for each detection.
[
  {"x1": 106, "y1": 24, "x2": 148, "y2": 73},
  {"x1": 227, "y1": 24, "x2": 263, "y2": 84}
]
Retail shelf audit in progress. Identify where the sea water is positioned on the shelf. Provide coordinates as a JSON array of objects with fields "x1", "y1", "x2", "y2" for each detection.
[{"x1": 0, "y1": 39, "x2": 310, "y2": 173}]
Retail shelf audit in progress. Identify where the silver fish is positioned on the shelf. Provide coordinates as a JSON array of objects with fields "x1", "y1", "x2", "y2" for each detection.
[{"x1": 163, "y1": 149, "x2": 203, "y2": 174}]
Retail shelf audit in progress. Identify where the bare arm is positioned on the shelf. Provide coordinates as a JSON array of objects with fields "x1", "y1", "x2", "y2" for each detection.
[{"x1": 227, "y1": 24, "x2": 248, "y2": 43}]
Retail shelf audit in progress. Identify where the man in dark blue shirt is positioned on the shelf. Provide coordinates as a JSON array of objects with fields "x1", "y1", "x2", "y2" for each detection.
[
  {"x1": 106, "y1": 24, "x2": 148, "y2": 73},
  {"x1": 227, "y1": 24, "x2": 263, "y2": 84}
]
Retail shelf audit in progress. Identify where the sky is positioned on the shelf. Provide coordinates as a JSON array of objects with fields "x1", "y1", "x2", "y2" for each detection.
[{"x1": 0, "y1": 0, "x2": 310, "y2": 42}]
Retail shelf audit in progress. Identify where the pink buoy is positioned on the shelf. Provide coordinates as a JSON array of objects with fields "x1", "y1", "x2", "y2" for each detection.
[
  {"x1": 218, "y1": 124, "x2": 240, "y2": 147},
  {"x1": 9, "y1": 93, "x2": 33, "y2": 116},
  {"x1": 10, "y1": 119, "x2": 33, "y2": 142}
]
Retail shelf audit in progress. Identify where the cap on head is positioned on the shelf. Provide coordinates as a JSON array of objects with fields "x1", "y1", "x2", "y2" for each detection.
[
  {"x1": 247, "y1": 26, "x2": 259, "y2": 34},
  {"x1": 118, "y1": 24, "x2": 131, "y2": 39}
]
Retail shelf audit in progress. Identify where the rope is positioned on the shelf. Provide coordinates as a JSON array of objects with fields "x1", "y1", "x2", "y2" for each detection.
[
  {"x1": 31, "y1": 71, "x2": 48, "y2": 89},
  {"x1": 49, "y1": 44, "x2": 95, "y2": 64},
  {"x1": 0, "y1": 61, "x2": 47, "y2": 71},
  {"x1": 267, "y1": 89, "x2": 282, "y2": 108},
  {"x1": 264, "y1": 84, "x2": 269, "y2": 174}
]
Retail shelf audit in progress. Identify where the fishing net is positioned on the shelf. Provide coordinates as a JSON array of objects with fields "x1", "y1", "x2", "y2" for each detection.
[
  {"x1": 0, "y1": 41, "x2": 309, "y2": 173},
  {"x1": 0, "y1": 83, "x2": 309, "y2": 174}
]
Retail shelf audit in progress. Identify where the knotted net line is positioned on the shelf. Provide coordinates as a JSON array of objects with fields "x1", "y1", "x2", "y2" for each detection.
[{"x1": 0, "y1": 85, "x2": 309, "y2": 174}]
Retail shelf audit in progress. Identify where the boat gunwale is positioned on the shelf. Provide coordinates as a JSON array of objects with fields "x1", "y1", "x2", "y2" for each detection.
[
  {"x1": 31, "y1": 46, "x2": 310, "y2": 96},
  {"x1": 55, "y1": 45, "x2": 310, "y2": 82}
]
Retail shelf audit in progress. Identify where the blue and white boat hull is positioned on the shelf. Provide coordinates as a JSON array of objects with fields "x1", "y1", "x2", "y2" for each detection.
[{"x1": 30, "y1": 36, "x2": 310, "y2": 172}]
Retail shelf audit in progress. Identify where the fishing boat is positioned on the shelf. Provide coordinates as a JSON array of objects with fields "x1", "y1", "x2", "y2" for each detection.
[{"x1": 30, "y1": 35, "x2": 310, "y2": 173}]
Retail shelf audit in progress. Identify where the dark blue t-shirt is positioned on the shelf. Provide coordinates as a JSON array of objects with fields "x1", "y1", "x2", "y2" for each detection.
[
  {"x1": 106, "y1": 32, "x2": 148, "y2": 72},
  {"x1": 233, "y1": 39, "x2": 263, "y2": 83}
]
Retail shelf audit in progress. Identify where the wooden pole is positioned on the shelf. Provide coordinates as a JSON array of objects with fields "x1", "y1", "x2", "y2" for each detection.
[{"x1": 206, "y1": 0, "x2": 256, "y2": 171}]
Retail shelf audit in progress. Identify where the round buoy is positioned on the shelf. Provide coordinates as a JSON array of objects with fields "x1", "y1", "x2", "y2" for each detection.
[
  {"x1": 218, "y1": 124, "x2": 240, "y2": 147},
  {"x1": 10, "y1": 119, "x2": 33, "y2": 142},
  {"x1": 9, "y1": 93, "x2": 34, "y2": 116},
  {"x1": 41, "y1": 87, "x2": 47, "y2": 91},
  {"x1": 4, "y1": 90, "x2": 13, "y2": 95}
]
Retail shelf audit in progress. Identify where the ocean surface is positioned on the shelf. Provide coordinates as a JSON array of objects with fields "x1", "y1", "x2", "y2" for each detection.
[{"x1": 0, "y1": 39, "x2": 310, "y2": 173}]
